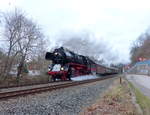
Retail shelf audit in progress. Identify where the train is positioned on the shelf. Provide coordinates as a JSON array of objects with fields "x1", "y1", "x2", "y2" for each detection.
[{"x1": 45, "y1": 47, "x2": 118, "y2": 81}]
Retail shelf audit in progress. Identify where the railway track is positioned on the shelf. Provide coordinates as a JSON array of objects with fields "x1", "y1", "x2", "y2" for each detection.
[
  {"x1": 0, "y1": 80, "x2": 69, "y2": 89},
  {"x1": 0, "y1": 75, "x2": 117, "y2": 100}
]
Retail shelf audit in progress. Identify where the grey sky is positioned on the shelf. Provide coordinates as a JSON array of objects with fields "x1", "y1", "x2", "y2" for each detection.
[{"x1": 1, "y1": 0, "x2": 150, "y2": 64}]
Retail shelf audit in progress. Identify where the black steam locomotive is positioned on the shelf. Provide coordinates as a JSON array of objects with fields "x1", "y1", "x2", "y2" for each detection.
[{"x1": 45, "y1": 47, "x2": 118, "y2": 81}]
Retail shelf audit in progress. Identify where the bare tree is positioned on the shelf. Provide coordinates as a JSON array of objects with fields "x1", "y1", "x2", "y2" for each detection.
[
  {"x1": 14, "y1": 15, "x2": 44, "y2": 83},
  {"x1": 130, "y1": 30, "x2": 150, "y2": 64},
  {"x1": 1, "y1": 9, "x2": 45, "y2": 83},
  {"x1": 1, "y1": 9, "x2": 24, "y2": 78}
]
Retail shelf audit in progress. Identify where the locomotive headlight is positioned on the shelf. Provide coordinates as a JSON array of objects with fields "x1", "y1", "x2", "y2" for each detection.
[
  {"x1": 54, "y1": 52, "x2": 58, "y2": 55},
  {"x1": 60, "y1": 67, "x2": 64, "y2": 71}
]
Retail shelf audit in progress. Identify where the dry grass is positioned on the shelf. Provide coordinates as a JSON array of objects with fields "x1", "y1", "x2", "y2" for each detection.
[
  {"x1": 81, "y1": 78, "x2": 141, "y2": 115},
  {"x1": 128, "y1": 82, "x2": 150, "y2": 115},
  {"x1": 0, "y1": 74, "x2": 50, "y2": 88}
]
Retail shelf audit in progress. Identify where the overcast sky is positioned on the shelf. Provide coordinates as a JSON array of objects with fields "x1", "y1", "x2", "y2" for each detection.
[{"x1": 0, "y1": 0, "x2": 150, "y2": 64}]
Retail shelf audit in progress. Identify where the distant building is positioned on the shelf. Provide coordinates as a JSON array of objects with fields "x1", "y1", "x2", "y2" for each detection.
[{"x1": 128, "y1": 60, "x2": 150, "y2": 76}]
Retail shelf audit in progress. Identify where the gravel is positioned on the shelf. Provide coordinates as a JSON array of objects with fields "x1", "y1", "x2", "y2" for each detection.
[{"x1": 0, "y1": 77, "x2": 116, "y2": 115}]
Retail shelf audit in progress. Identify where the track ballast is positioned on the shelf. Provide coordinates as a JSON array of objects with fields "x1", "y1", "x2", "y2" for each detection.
[{"x1": 0, "y1": 75, "x2": 117, "y2": 100}]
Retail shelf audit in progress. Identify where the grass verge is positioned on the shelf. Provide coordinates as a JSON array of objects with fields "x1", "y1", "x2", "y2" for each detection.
[
  {"x1": 128, "y1": 81, "x2": 150, "y2": 115},
  {"x1": 0, "y1": 74, "x2": 50, "y2": 88}
]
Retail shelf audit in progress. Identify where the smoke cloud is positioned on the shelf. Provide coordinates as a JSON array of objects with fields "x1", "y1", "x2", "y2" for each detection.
[{"x1": 50, "y1": 31, "x2": 119, "y2": 65}]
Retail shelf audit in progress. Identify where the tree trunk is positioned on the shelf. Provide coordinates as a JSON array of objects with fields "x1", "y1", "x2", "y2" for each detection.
[
  {"x1": 16, "y1": 56, "x2": 25, "y2": 84},
  {"x1": 2, "y1": 47, "x2": 12, "y2": 80}
]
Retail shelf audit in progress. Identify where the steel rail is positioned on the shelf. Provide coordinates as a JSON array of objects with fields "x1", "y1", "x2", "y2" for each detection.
[
  {"x1": 0, "y1": 75, "x2": 116, "y2": 100},
  {"x1": 0, "y1": 80, "x2": 70, "y2": 89}
]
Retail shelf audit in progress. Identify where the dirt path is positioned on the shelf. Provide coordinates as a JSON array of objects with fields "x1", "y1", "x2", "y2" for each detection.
[{"x1": 80, "y1": 77, "x2": 142, "y2": 115}]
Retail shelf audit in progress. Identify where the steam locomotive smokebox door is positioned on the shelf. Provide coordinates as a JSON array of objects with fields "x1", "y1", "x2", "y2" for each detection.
[{"x1": 45, "y1": 52, "x2": 54, "y2": 60}]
